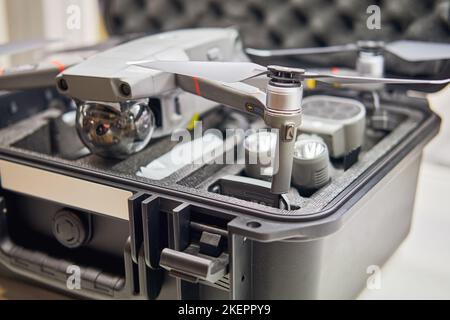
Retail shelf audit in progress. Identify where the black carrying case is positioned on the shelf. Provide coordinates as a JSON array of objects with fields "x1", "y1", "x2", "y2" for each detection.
[{"x1": 0, "y1": 86, "x2": 441, "y2": 299}]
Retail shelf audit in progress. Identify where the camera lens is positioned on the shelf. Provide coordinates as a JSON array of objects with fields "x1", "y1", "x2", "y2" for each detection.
[{"x1": 76, "y1": 100, "x2": 155, "y2": 159}]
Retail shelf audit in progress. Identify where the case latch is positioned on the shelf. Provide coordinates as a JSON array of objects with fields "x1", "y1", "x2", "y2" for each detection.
[{"x1": 160, "y1": 231, "x2": 228, "y2": 284}]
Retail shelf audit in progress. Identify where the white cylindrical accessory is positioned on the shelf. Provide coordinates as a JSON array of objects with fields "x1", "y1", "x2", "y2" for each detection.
[
  {"x1": 244, "y1": 131, "x2": 277, "y2": 180},
  {"x1": 292, "y1": 139, "x2": 330, "y2": 192},
  {"x1": 356, "y1": 52, "x2": 384, "y2": 78}
]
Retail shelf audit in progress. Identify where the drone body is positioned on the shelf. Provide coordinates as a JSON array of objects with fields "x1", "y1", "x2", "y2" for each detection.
[{"x1": 56, "y1": 28, "x2": 247, "y2": 143}]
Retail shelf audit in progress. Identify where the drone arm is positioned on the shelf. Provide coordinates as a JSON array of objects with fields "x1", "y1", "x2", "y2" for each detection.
[
  {"x1": 177, "y1": 74, "x2": 301, "y2": 195},
  {"x1": 176, "y1": 74, "x2": 267, "y2": 117},
  {"x1": 0, "y1": 56, "x2": 82, "y2": 91},
  {"x1": 0, "y1": 60, "x2": 70, "y2": 90}
]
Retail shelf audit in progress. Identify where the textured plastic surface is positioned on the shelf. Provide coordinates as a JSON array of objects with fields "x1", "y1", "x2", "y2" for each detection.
[{"x1": 101, "y1": 0, "x2": 450, "y2": 78}]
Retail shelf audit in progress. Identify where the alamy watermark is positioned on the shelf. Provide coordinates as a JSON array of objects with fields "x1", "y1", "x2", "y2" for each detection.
[
  {"x1": 366, "y1": 265, "x2": 382, "y2": 290},
  {"x1": 366, "y1": 5, "x2": 381, "y2": 30},
  {"x1": 66, "y1": 265, "x2": 81, "y2": 290},
  {"x1": 66, "y1": 4, "x2": 81, "y2": 30},
  {"x1": 169, "y1": 122, "x2": 279, "y2": 174}
]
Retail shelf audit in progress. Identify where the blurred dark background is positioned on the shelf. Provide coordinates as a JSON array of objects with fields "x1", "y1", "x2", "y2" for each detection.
[{"x1": 101, "y1": 0, "x2": 450, "y2": 76}]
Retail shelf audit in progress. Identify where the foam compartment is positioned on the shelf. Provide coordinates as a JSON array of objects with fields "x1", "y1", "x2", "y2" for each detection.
[{"x1": 0, "y1": 90, "x2": 425, "y2": 216}]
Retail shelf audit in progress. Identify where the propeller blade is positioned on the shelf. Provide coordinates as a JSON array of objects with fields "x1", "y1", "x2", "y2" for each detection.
[
  {"x1": 128, "y1": 60, "x2": 268, "y2": 82},
  {"x1": 304, "y1": 72, "x2": 450, "y2": 85},
  {"x1": 385, "y1": 40, "x2": 450, "y2": 62},
  {"x1": 245, "y1": 43, "x2": 358, "y2": 57},
  {"x1": 246, "y1": 40, "x2": 450, "y2": 62},
  {"x1": 0, "y1": 38, "x2": 60, "y2": 56},
  {"x1": 129, "y1": 60, "x2": 449, "y2": 86}
]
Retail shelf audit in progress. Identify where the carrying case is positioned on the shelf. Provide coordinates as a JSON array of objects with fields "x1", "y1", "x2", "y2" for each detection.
[{"x1": 0, "y1": 86, "x2": 441, "y2": 299}]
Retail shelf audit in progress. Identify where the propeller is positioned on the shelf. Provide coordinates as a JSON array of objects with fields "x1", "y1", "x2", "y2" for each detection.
[
  {"x1": 0, "y1": 38, "x2": 60, "y2": 56},
  {"x1": 245, "y1": 40, "x2": 450, "y2": 62},
  {"x1": 128, "y1": 60, "x2": 450, "y2": 86}
]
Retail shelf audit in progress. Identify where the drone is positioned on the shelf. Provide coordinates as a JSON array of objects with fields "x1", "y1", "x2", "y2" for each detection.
[{"x1": 1, "y1": 29, "x2": 449, "y2": 195}]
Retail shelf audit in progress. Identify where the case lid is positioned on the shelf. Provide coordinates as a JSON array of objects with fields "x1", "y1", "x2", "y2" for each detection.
[{"x1": 100, "y1": 0, "x2": 450, "y2": 82}]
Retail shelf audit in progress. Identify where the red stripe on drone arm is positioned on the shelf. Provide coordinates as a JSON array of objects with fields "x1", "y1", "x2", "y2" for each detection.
[
  {"x1": 193, "y1": 77, "x2": 201, "y2": 96},
  {"x1": 50, "y1": 60, "x2": 65, "y2": 73},
  {"x1": 331, "y1": 67, "x2": 340, "y2": 74}
]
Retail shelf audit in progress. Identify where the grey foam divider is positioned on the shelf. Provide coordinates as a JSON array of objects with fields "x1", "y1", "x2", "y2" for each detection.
[{"x1": 0, "y1": 102, "x2": 423, "y2": 216}]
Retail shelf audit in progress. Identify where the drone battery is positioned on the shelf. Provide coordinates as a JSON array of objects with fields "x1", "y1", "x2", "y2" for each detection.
[{"x1": 299, "y1": 95, "x2": 366, "y2": 166}]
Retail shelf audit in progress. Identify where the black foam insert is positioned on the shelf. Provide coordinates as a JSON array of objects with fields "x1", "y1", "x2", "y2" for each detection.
[
  {"x1": 101, "y1": 0, "x2": 450, "y2": 77},
  {"x1": 0, "y1": 98, "x2": 425, "y2": 215}
]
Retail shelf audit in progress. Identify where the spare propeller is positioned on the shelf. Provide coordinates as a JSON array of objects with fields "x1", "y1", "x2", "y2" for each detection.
[
  {"x1": 128, "y1": 60, "x2": 450, "y2": 86},
  {"x1": 246, "y1": 40, "x2": 450, "y2": 62}
]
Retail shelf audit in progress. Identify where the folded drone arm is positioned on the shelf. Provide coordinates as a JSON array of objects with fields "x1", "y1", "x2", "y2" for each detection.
[
  {"x1": 176, "y1": 74, "x2": 267, "y2": 117},
  {"x1": 176, "y1": 74, "x2": 301, "y2": 195},
  {"x1": 0, "y1": 56, "x2": 83, "y2": 91}
]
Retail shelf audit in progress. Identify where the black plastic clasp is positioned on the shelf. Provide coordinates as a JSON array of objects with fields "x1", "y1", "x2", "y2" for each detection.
[
  {"x1": 128, "y1": 192, "x2": 149, "y2": 264},
  {"x1": 199, "y1": 231, "x2": 225, "y2": 257},
  {"x1": 142, "y1": 195, "x2": 166, "y2": 269}
]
